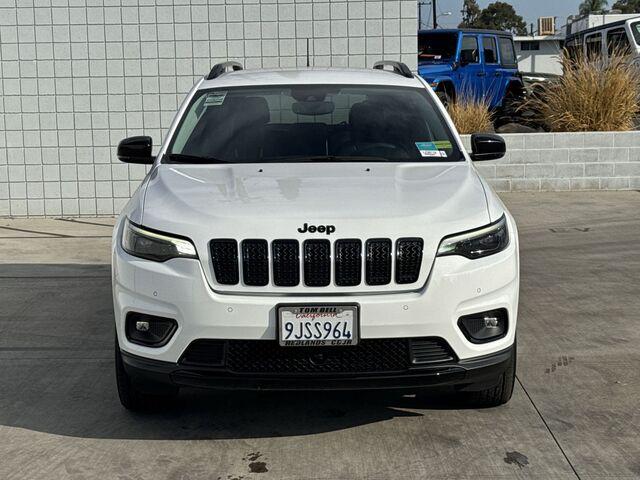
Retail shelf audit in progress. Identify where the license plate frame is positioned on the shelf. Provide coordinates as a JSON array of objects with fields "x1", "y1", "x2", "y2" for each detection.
[{"x1": 277, "y1": 303, "x2": 360, "y2": 347}]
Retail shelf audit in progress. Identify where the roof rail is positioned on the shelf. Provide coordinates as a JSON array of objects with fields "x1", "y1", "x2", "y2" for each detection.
[
  {"x1": 373, "y1": 61, "x2": 413, "y2": 79},
  {"x1": 206, "y1": 61, "x2": 243, "y2": 80}
]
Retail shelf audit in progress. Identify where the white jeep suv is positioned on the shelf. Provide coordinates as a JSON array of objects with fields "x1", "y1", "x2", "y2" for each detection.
[{"x1": 112, "y1": 61, "x2": 519, "y2": 411}]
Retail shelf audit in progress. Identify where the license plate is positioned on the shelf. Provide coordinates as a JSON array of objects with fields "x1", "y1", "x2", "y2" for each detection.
[{"x1": 278, "y1": 304, "x2": 359, "y2": 346}]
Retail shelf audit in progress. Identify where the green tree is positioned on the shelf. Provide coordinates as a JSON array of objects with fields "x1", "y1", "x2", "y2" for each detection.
[
  {"x1": 579, "y1": 0, "x2": 608, "y2": 14},
  {"x1": 611, "y1": 0, "x2": 640, "y2": 12},
  {"x1": 473, "y1": 2, "x2": 528, "y2": 35},
  {"x1": 459, "y1": 0, "x2": 481, "y2": 28}
]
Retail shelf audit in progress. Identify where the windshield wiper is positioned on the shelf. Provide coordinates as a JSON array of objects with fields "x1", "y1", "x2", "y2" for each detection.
[
  {"x1": 166, "y1": 154, "x2": 399, "y2": 164},
  {"x1": 261, "y1": 155, "x2": 392, "y2": 163},
  {"x1": 165, "y1": 153, "x2": 231, "y2": 164}
]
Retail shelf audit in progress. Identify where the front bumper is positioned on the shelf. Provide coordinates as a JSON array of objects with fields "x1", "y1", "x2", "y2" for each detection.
[{"x1": 121, "y1": 344, "x2": 514, "y2": 392}]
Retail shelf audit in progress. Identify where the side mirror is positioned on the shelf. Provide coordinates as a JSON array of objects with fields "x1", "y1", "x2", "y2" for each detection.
[
  {"x1": 117, "y1": 136, "x2": 154, "y2": 164},
  {"x1": 470, "y1": 133, "x2": 506, "y2": 161}
]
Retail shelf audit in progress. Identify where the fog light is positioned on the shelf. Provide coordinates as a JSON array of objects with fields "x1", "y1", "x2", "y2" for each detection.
[
  {"x1": 458, "y1": 309, "x2": 508, "y2": 344},
  {"x1": 484, "y1": 316, "x2": 499, "y2": 328},
  {"x1": 125, "y1": 312, "x2": 177, "y2": 347},
  {"x1": 135, "y1": 321, "x2": 150, "y2": 332}
]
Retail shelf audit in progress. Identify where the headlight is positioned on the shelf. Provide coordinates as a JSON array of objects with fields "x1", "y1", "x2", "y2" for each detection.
[
  {"x1": 437, "y1": 215, "x2": 509, "y2": 259},
  {"x1": 121, "y1": 219, "x2": 197, "y2": 262}
]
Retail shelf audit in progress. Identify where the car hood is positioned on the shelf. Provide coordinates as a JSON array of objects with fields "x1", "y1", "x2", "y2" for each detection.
[
  {"x1": 417, "y1": 63, "x2": 455, "y2": 79},
  {"x1": 141, "y1": 162, "x2": 491, "y2": 292}
]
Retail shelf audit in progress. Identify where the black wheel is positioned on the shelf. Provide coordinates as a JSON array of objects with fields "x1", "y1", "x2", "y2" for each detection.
[
  {"x1": 436, "y1": 89, "x2": 452, "y2": 109},
  {"x1": 465, "y1": 340, "x2": 516, "y2": 408},
  {"x1": 495, "y1": 89, "x2": 524, "y2": 127},
  {"x1": 115, "y1": 335, "x2": 178, "y2": 412}
]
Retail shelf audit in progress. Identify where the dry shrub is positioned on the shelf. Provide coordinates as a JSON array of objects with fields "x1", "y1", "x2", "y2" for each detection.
[
  {"x1": 526, "y1": 52, "x2": 640, "y2": 132},
  {"x1": 447, "y1": 95, "x2": 493, "y2": 135}
]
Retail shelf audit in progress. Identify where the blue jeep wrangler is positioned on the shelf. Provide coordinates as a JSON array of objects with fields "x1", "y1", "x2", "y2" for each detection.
[{"x1": 418, "y1": 29, "x2": 524, "y2": 112}]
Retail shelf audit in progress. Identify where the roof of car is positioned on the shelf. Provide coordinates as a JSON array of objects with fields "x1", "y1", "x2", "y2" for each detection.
[
  {"x1": 198, "y1": 67, "x2": 425, "y2": 90},
  {"x1": 419, "y1": 28, "x2": 514, "y2": 37},
  {"x1": 566, "y1": 17, "x2": 640, "y2": 40}
]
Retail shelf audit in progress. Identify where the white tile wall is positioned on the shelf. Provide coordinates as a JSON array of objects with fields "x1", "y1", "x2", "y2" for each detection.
[
  {"x1": 462, "y1": 132, "x2": 640, "y2": 193},
  {"x1": 0, "y1": 0, "x2": 418, "y2": 217}
]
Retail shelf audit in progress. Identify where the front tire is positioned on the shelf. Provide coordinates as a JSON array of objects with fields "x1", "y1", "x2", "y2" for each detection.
[
  {"x1": 436, "y1": 89, "x2": 452, "y2": 109},
  {"x1": 495, "y1": 89, "x2": 525, "y2": 128},
  {"x1": 115, "y1": 335, "x2": 178, "y2": 412}
]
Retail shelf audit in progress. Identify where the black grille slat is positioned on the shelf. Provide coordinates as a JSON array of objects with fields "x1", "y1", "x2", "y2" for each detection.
[
  {"x1": 210, "y1": 239, "x2": 239, "y2": 285},
  {"x1": 272, "y1": 240, "x2": 300, "y2": 286},
  {"x1": 410, "y1": 338, "x2": 456, "y2": 364},
  {"x1": 303, "y1": 240, "x2": 331, "y2": 287},
  {"x1": 335, "y1": 239, "x2": 362, "y2": 287},
  {"x1": 396, "y1": 238, "x2": 424, "y2": 284},
  {"x1": 242, "y1": 239, "x2": 269, "y2": 286},
  {"x1": 365, "y1": 239, "x2": 392, "y2": 285}
]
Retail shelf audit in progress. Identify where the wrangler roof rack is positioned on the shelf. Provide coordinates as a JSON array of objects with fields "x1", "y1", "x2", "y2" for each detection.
[
  {"x1": 206, "y1": 61, "x2": 243, "y2": 80},
  {"x1": 373, "y1": 61, "x2": 413, "y2": 79}
]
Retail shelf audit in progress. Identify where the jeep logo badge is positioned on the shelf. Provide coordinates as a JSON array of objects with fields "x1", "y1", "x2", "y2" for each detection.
[{"x1": 297, "y1": 223, "x2": 335, "y2": 235}]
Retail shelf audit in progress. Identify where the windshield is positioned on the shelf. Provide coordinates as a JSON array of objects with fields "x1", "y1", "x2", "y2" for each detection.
[
  {"x1": 167, "y1": 85, "x2": 462, "y2": 163},
  {"x1": 632, "y1": 21, "x2": 640, "y2": 46},
  {"x1": 418, "y1": 32, "x2": 458, "y2": 62}
]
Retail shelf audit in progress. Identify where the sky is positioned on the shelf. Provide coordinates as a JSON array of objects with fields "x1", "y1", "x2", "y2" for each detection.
[{"x1": 420, "y1": 0, "x2": 584, "y2": 32}]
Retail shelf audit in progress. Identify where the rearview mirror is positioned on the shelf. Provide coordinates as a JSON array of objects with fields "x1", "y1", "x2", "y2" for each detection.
[
  {"x1": 117, "y1": 136, "x2": 155, "y2": 164},
  {"x1": 292, "y1": 101, "x2": 335, "y2": 116},
  {"x1": 470, "y1": 133, "x2": 505, "y2": 161}
]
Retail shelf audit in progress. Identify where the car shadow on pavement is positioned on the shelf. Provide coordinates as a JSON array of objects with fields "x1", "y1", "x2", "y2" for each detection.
[
  {"x1": 0, "y1": 365, "x2": 437, "y2": 440},
  {"x1": 0, "y1": 263, "x2": 477, "y2": 441}
]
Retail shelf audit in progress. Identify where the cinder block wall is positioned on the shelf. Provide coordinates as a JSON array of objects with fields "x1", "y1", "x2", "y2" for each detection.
[
  {"x1": 462, "y1": 132, "x2": 640, "y2": 192},
  {"x1": 0, "y1": 0, "x2": 418, "y2": 217}
]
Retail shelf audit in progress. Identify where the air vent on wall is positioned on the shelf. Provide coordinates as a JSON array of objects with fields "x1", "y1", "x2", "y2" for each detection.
[{"x1": 538, "y1": 17, "x2": 556, "y2": 36}]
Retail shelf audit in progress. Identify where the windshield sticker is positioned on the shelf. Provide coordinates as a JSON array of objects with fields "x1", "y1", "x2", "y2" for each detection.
[
  {"x1": 416, "y1": 142, "x2": 437, "y2": 152},
  {"x1": 420, "y1": 151, "x2": 444, "y2": 157},
  {"x1": 433, "y1": 140, "x2": 453, "y2": 150},
  {"x1": 416, "y1": 142, "x2": 447, "y2": 158},
  {"x1": 204, "y1": 91, "x2": 227, "y2": 106}
]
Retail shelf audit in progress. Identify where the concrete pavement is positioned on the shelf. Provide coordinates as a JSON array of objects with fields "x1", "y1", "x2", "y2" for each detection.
[{"x1": 0, "y1": 192, "x2": 639, "y2": 479}]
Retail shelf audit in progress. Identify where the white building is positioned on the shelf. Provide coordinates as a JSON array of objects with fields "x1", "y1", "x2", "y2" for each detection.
[
  {"x1": 514, "y1": 33, "x2": 565, "y2": 76},
  {"x1": 512, "y1": 16, "x2": 564, "y2": 76}
]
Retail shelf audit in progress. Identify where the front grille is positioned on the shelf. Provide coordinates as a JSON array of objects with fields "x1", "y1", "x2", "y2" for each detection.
[
  {"x1": 209, "y1": 237, "x2": 423, "y2": 287},
  {"x1": 335, "y1": 239, "x2": 362, "y2": 287},
  {"x1": 210, "y1": 239, "x2": 239, "y2": 285},
  {"x1": 241, "y1": 239, "x2": 269, "y2": 286},
  {"x1": 396, "y1": 238, "x2": 424, "y2": 284},
  {"x1": 227, "y1": 339, "x2": 408, "y2": 374},
  {"x1": 179, "y1": 338, "x2": 456, "y2": 374},
  {"x1": 365, "y1": 239, "x2": 392, "y2": 285},
  {"x1": 272, "y1": 240, "x2": 300, "y2": 286},
  {"x1": 303, "y1": 239, "x2": 331, "y2": 287}
]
